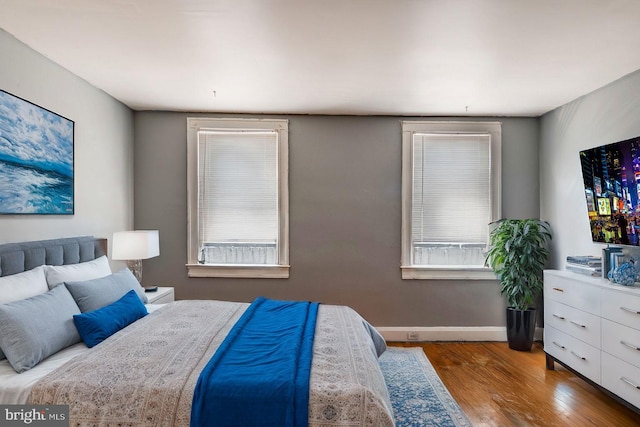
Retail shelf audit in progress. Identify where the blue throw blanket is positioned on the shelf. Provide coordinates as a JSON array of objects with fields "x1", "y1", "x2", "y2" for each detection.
[{"x1": 190, "y1": 297, "x2": 319, "y2": 427}]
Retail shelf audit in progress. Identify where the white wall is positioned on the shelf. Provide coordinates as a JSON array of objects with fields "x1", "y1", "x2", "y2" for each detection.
[
  {"x1": 0, "y1": 30, "x2": 134, "y2": 250},
  {"x1": 540, "y1": 69, "x2": 640, "y2": 268}
]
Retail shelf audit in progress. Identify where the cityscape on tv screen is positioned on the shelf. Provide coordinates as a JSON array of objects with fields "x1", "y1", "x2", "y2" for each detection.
[{"x1": 580, "y1": 135, "x2": 640, "y2": 246}]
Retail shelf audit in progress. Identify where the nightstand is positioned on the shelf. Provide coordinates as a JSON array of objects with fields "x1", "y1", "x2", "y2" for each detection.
[{"x1": 145, "y1": 287, "x2": 175, "y2": 304}]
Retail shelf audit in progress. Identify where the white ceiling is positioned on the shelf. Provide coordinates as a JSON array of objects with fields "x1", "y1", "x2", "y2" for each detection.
[{"x1": 1, "y1": 0, "x2": 640, "y2": 116}]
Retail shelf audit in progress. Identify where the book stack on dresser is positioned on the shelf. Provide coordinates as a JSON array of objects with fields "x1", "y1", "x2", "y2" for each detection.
[{"x1": 564, "y1": 255, "x2": 602, "y2": 277}]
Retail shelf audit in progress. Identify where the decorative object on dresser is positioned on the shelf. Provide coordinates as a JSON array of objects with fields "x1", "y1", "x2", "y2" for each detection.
[
  {"x1": 111, "y1": 230, "x2": 159, "y2": 287},
  {"x1": 544, "y1": 270, "x2": 640, "y2": 414},
  {"x1": 609, "y1": 259, "x2": 638, "y2": 286},
  {"x1": 602, "y1": 246, "x2": 624, "y2": 278},
  {"x1": 485, "y1": 219, "x2": 552, "y2": 351}
]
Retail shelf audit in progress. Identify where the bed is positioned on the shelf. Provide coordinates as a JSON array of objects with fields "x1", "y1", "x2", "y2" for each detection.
[{"x1": 0, "y1": 236, "x2": 395, "y2": 427}]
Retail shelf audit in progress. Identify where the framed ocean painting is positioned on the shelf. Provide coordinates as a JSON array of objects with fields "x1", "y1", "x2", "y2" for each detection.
[{"x1": 0, "y1": 90, "x2": 74, "y2": 214}]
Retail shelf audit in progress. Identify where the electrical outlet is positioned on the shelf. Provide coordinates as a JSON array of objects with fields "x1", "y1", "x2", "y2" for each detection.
[{"x1": 407, "y1": 331, "x2": 419, "y2": 341}]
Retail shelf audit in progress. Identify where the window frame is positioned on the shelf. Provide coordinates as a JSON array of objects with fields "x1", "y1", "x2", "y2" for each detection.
[
  {"x1": 186, "y1": 117, "x2": 289, "y2": 278},
  {"x1": 400, "y1": 120, "x2": 502, "y2": 280}
]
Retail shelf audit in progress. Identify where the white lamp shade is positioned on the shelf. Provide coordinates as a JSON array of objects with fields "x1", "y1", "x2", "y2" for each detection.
[{"x1": 112, "y1": 230, "x2": 160, "y2": 260}]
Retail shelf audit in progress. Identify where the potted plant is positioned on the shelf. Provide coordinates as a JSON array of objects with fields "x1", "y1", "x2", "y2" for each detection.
[{"x1": 485, "y1": 219, "x2": 552, "y2": 351}]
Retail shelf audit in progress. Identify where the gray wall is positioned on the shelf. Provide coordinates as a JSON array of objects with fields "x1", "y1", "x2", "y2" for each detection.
[
  {"x1": 540, "y1": 69, "x2": 640, "y2": 268},
  {"x1": 135, "y1": 113, "x2": 539, "y2": 326},
  {"x1": 0, "y1": 29, "x2": 135, "y2": 257}
]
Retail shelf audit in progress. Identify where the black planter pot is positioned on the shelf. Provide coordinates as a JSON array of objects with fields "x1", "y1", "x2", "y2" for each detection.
[{"x1": 506, "y1": 307, "x2": 537, "y2": 351}]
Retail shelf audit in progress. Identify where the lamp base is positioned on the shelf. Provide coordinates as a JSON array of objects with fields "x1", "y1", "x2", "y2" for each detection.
[{"x1": 126, "y1": 259, "x2": 143, "y2": 284}]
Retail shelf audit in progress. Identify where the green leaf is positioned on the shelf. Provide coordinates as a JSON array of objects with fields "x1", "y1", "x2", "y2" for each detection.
[{"x1": 485, "y1": 218, "x2": 552, "y2": 310}]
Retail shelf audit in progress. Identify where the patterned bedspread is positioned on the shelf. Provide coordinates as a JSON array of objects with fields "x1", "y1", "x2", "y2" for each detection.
[{"x1": 29, "y1": 300, "x2": 394, "y2": 427}]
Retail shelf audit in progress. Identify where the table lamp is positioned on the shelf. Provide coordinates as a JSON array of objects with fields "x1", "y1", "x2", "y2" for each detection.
[{"x1": 112, "y1": 230, "x2": 160, "y2": 286}]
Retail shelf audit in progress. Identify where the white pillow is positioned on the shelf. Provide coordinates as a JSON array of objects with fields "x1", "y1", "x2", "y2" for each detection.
[
  {"x1": 44, "y1": 256, "x2": 112, "y2": 289},
  {"x1": 0, "y1": 265, "x2": 48, "y2": 305}
]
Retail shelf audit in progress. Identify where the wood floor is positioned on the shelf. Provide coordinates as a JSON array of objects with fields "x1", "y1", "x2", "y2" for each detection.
[{"x1": 389, "y1": 341, "x2": 640, "y2": 427}]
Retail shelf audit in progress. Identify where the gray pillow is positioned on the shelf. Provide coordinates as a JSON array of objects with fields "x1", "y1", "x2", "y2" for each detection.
[
  {"x1": 65, "y1": 268, "x2": 148, "y2": 312},
  {"x1": 0, "y1": 285, "x2": 81, "y2": 373}
]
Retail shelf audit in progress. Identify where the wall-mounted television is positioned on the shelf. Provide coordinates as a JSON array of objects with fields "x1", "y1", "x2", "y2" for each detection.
[{"x1": 579, "y1": 135, "x2": 640, "y2": 246}]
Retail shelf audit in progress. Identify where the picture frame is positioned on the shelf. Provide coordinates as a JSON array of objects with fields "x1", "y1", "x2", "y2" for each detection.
[{"x1": 0, "y1": 90, "x2": 74, "y2": 214}]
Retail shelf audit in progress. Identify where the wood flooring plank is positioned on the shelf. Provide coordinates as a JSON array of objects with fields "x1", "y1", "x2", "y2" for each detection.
[{"x1": 389, "y1": 342, "x2": 640, "y2": 427}]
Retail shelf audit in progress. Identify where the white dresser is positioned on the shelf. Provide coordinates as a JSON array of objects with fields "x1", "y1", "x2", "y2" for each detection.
[{"x1": 544, "y1": 270, "x2": 640, "y2": 412}]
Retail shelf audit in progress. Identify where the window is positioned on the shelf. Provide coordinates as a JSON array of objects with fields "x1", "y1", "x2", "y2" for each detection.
[
  {"x1": 186, "y1": 118, "x2": 289, "y2": 278},
  {"x1": 401, "y1": 121, "x2": 501, "y2": 280}
]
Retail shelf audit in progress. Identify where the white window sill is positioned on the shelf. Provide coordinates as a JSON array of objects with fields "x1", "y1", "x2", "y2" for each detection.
[
  {"x1": 186, "y1": 263, "x2": 290, "y2": 278},
  {"x1": 401, "y1": 266, "x2": 497, "y2": 280}
]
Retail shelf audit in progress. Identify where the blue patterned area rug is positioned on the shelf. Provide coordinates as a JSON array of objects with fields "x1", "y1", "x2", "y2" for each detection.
[{"x1": 380, "y1": 347, "x2": 472, "y2": 427}]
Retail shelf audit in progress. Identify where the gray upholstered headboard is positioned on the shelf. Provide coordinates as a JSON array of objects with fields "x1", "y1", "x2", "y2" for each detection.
[{"x1": 0, "y1": 236, "x2": 107, "y2": 277}]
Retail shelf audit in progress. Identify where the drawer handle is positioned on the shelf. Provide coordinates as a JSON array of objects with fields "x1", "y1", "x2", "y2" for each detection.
[
  {"x1": 620, "y1": 376, "x2": 640, "y2": 390},
  {"x1": 570, "y1": 350, "x2": 586, "y2": 361},
  {"x1": 552, "y1": 314, "x2": 565, "y2": 320},
  {"x1": 552, "y1": 287, "x2": 564, "y2": 293},
  {"x1": 620, "y1": 306, "x2": 640, "y2": 315},
  {"x1": 552, "y1": 341, "x2": 565, "y2": 350},
  {"x1": 569, "y1": 320, "x2": 586, "y2": 328},
  {"x1": 620, "y1": 340, "x2": 640, "y2": 351}
]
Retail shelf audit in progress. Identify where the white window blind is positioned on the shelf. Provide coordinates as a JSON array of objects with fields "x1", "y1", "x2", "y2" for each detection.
[
  {"x1": 412, "y1": 133, "x2": 491, "y2": 247},
  {"x1": 401, "y1": 120, "x2": 501, "y2": 278},
  {"x1": 198, "y1": 130, "x2": 278, "y2": 264}
]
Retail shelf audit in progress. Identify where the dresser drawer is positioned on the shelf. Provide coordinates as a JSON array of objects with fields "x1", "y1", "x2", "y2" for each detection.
[
  {"x1": 544, "y1": 271, "x2": 600, "y2": 315},
  {"x1": 602, "y1": 319, "x2": 640, "y2": 369},
  {"x1": 601, "y1": 352, "x2": 640, "y2": 409},
  {"x1": 545, "y1": 325, "x2": 601, "y2": 383},
  {"x1": 601, "y1": 288, "x2": 640, "y2": 329},
  {"x1": 544, "y1": 299, "x2": 600, "y2": 348}
]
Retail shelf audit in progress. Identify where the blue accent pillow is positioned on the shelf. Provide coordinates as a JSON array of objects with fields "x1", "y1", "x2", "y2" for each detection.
[{"x1": 73, "y1": 290, "x2": 148, "y2": 348}]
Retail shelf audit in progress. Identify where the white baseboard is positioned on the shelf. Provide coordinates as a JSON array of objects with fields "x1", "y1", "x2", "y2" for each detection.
[{"x1": 377, "y1": 326, "x2": 544, "y2": 342}]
